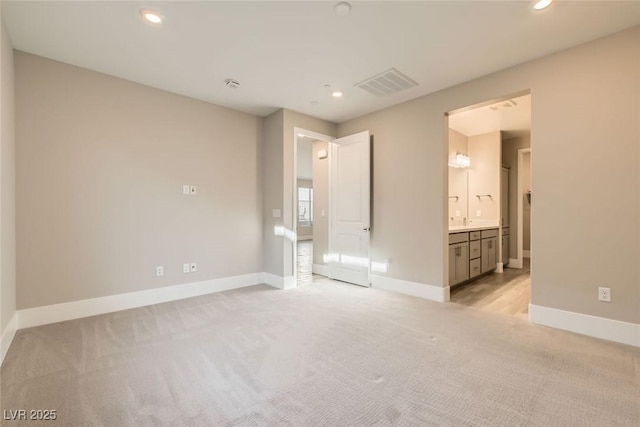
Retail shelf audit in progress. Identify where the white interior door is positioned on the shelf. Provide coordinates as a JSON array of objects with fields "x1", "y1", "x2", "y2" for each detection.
[{"x1": 329, "y1": 131, "x2": 371, "y2": 287}]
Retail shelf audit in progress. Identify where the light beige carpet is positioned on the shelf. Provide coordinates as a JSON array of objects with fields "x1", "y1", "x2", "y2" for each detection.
[{"x1": 1, "y1": 279, "x2": 639, "y2": 426}]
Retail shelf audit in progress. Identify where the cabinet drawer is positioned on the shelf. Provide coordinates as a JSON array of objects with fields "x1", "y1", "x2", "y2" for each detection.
[
  {"x1": 470, "y1": 258, "x2": 481, "y2": 278},
  {"x1": 469, "y1": 240, "x2": 481, "y2": 260},
  {"x1": 502, "y1": 227, "x2": 510, "y2": 236},
  {"x1": 449, "y1": 232, "x2": 469, "y2": 244},
  {"x1": 469, "y1": 231, "x2": 481, "y2": 241},
  {"x1": 481, "y1": 229, "x2": 498, "y2": 239}
]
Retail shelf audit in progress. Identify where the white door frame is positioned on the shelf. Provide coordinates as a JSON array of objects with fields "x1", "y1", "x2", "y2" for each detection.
[
  {"x1": 292, "y1": 127, "x2": 335, "y2": 287},
  {"x1": 515, "y1": 147, "x2": 531, "y2": 269}
]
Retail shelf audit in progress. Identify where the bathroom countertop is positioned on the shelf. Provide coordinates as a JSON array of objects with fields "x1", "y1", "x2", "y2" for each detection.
[{"x1": 448, "y1": 224, "x2": 500, "y2": 233}]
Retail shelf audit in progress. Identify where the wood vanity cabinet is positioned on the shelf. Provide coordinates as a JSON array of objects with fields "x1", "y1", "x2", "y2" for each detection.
[
  {"x1": 502, "y1": 227, "x2": 510, "y2": 266},
  {"x1": 469, "y1": 232, "x2": 481, "y2": 278},
  {"x1": 449, "y1": 228, "x2": 499, "y2": 286},
  {"x1": 481, "y1": 229, "x2": 498, "y2": 273},
  {"x1": 448, "y1": 233, "x2": 469, "y2": 285}
]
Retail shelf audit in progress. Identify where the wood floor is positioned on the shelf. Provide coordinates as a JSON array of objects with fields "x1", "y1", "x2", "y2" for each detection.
[
  {"x1": 297, "y1": 241, "x2": 531, "y2": 319},
  {"x1": 450, "y1": 259, "x2": 531, "y2": 319}
]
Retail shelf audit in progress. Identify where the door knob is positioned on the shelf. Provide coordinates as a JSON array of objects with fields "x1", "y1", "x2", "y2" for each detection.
[{"x1": 362, "y1": 227, "x2": 370, "y2": 231}]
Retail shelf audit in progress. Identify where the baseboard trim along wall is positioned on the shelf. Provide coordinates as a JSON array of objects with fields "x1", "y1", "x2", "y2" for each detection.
[
  {"x1": 1, "y1": 312, "x2": 18, "y2": 366},
  {"x1": 371, "y1": 274, "x2": 450, "y2": 302},
  {"x1": 529, "y1": 304, "x2": 640, "y2": 347},
  {"x1": 312, "y1": 264, "x2": 329, "y2": 277},
  {"x1": 18, "y1": 273, "x2": 267, "y2": 330}
]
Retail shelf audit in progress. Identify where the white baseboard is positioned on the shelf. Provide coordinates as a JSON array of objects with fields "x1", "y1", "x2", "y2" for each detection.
[
  {"x1": 283, "y1": 276, "x2": 296, "y2": 290},
  {"x1": 262, "y1": 272, "x2": 285, "y2": 289},
  {"x1": 509, "y1": 258, "x2": 523, "y2": 268},
  {"x1": 523, "y1": 250, "x2": 531, "y2": 258},
  {"x1": 18, "y1": 273, "x2": 265, "y2": 330},
  {"x1": 1, "y1": 311, "x2": 18, "y2": 366},
  {"x1": 371, "y1": 274, "x2": 449, "y2": 302},
  {"x1": 496, "y1": 262, "x2": 504, "y2": 273},
  {"x1": 529, "y1": 304, "x2": 640, "y2": 347},
  {"x1": 312, "y1": 264, "x2": 329, "y2": 277}
]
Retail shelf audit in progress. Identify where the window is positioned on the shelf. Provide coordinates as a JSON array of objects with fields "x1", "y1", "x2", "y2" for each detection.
[{"x1": 298, "y1": 187, "x2": 313, "y2": 226}]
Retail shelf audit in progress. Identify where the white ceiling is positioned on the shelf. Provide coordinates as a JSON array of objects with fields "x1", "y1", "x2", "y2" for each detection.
[
  {"x1": 449, "y1": 94, "x2": 531, "y2": 139},
  {"x1": 3, "y1": 1, "x2": 640, "y2": 123}
]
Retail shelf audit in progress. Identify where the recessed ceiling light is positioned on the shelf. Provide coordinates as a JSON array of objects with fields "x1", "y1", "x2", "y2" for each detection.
[
  {"x1": 332, "y1": 91, "x2": 343, "y2": 98},
  {"x1": 140, "y1": 8, "x2": 163, "y2": 24},
  {"x1": 334, "y1": 2, "x2": 352, "y2": 17},
  {"x1": 533, "y1": 0, "x2": 553, "y2": 11}
]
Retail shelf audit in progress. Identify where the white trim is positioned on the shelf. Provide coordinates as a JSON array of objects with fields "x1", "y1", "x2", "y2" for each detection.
[
  {"x1": 529, "y1": 304, "x2": 640, "y2": 347},
  {"x1": 371, "y1": 274, "x2": 450, "y2": 302},
  {"x1": 283, "y1": 276, "x2": 296, "y2": 290},
  {"x1": 495, "y1": 262, "x2": 504, "y2": 273},
  {"x1": 1, "y1": 312, "x2": 18, "y2": 366},
  {"x1": 312, "y1": 263, "x2": 329, "y2": 277},
  {"x1": 18, "y1": 273, "x2": 264, "y2": 330},
  {"x1": 509, "y1": 258, "x2": 522, "y2": 268},
  {"x1": 262, "y1": 272, "x2": 285, "y2": 289},
  {"x1": 523, "y1": 250, "x2": 531, "y2": 258}
]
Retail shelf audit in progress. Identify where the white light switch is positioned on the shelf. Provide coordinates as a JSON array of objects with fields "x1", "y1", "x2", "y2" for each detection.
[
  {"x1": 190, "y1": 186, "x2": 197, "y2": 195},
  {"x1": 317, "y1": 149, "x2": 328, "y2": 159},
  {"x1": 156, "y1": 266, "x2": 164, "y2": 276},
  {"x1": 183, "y1": 263, "x2": 190, "y2": 273},
  {"x1": 272, "y1": 209, "x2": 281, "y2": 218},
  {"x1": 183, "y1": 185, "x2": 190, "y2": 195}
]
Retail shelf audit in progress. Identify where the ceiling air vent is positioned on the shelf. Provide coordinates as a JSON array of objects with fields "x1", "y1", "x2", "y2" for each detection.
[{"x1": 355, "y1": 68, "x2": 418, "y2": 97}]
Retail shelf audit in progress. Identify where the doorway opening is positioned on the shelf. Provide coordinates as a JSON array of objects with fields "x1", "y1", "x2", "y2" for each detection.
[
  {"x1": 292, "y1": 128, "x2": 372, "y2": 289},
  {"x1": 445, "y1": 92, "x2": 532, "y2": 319},
  {"x1": 293, "y1": 128, "x2": 334, "y2": 287}
]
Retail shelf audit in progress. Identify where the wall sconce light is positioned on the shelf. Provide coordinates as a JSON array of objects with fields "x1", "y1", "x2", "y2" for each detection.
[{"x1": 448, "y1": 152, "x2": 470, "y2": 168}]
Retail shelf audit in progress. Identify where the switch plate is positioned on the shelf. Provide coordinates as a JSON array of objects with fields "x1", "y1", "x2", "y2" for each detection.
[
  {"x1": 598, "y1": 287, "x2": 611, "y2": 302},
  {"x1": 183, "y1": 263, "x2": 190, "y2": 273},
  {"x1": 183, "y1": 185, "x2": 190, "y2": 195},
  {"x1": 190, "y1": 186, "x2": 197, "y2": 195},
  {"x1": 190, "y1": 262, "x2": 197, "y2": 272},
  {"x1": 156, "y1": 266, "x2": 164, "y2": 276}
]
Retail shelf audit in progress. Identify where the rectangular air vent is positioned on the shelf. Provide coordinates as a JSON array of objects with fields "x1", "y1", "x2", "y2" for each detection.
[{"x1": 354, "y1": 68, "x2": 418, "y2": 97}]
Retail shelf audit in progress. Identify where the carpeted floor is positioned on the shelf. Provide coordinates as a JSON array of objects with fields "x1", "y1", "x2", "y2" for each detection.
[{"x1": 1, "y1": 279, "x2": 639, "y2": 426}]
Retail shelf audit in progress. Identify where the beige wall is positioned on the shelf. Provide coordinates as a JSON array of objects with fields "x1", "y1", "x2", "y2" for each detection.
[
  {"x1": 15, "y1": 52, "x2": 263, "y2": 309},
  {"x1": 468, "y1": 131, "x2": 501, "y2": 225},
  {"x1": 312, "y1": 140, "x2": 329, "y2": 267},
  {"x1": 338, "y1": 26, "x2": 640, "y2": 324},
  {"x1": 261, "y1": 110, "x2": 284, "y2": 277},
  {"x1": 448, "y1": 129, "x2": 468, "y2": 225},
  {"x1": 502, "y1": 134, "x2": 531, "y2": 259},
  {"x1": 1, "y1": 20, "x2": 16, "y2": 334}
]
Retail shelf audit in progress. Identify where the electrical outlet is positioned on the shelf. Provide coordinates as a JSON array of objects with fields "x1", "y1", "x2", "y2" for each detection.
[
  {"x1": 183, "y1": 263, "x2": 190, "y2": 273},
  {"x1": 190, "y1": 186, "x2": 197, "y2": 195},
  {"x1": 156, "y1": 266, "x2": 164, "y2": 276},
  {"x1": 190, "y1": 262, "x2": 197, "y2": 272},
  {"x1": 598, "y1": 287, "x2": 611, "y2": 302}
]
